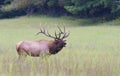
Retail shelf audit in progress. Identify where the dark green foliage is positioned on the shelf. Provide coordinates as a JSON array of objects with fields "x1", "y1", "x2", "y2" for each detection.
[
  {"x1": 0, "y1": 0, "x2": 120, "y2": 19},
  {"x1": 47, "y1": 0, "x2": 57, "y2": 7},
  {"x1": 0, "y1": 0, "x2": 5, "y2": 5},
  {"x1": 65, "y1": 0, "x2": 120, "y2": 18},
  {"x1": 0, "y1": 0, "x2": 12, "y2": 5},
  {"x1": 0, "y1": 9, "x2": 26, "y2": 18}
]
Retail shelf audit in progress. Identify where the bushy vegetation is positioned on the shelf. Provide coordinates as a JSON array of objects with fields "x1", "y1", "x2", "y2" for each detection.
[{"x1": 0, "y1": 0, "x2": 120, "y2": 19}]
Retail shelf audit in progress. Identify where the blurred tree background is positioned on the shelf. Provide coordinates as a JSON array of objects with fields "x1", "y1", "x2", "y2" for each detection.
[{"x1": 0, "y1": 0, "x2": 120, "y2": 20}]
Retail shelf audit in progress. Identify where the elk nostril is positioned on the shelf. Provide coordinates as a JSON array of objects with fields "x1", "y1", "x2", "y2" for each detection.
[{"x1": 63, "y1": 43, "x2": 66, "y2": 47}]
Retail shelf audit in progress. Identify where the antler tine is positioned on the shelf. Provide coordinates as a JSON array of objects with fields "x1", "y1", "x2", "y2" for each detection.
[
  {"x1": 57, "y1": 26, "x2": 64, "y2": 38},
  {"x1": 55, "y1": 31, "x2": 58, "y2": 39},
  {"x1": 38, "y1": 27, "x2": 45, "y2": 33},
  {"x1": 63, "y1": 26, "x2": 66, "y2": 33},
  {"x1": 57, "y1": 26, "x2": 70, "y2": 39},
  {"x1": 46, "y1": 30, "x2": 56, "y2": 39},
  {"x1": 35, "y1": 27, "x2": 44, "y2": 35},
  {"x1": 37, "y1": 27, "x2": 56, "y2": 39},
  {"x1": 58, "y1": 33, "x2": 61, "y2": 39},
  {"x1": 61, "y1": 26, "x2": 68, "y2": 39},
  {"x1": 57, "y1": 26, "x2": 63, "y2": 33},
  {"x1": 62, "y1": 31, "x2": 70, "y2": 39}
]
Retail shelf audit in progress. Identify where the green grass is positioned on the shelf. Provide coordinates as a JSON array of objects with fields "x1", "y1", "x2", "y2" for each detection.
[{"x1": 0, "y1": 16, "x2": 120, "y2": 76}]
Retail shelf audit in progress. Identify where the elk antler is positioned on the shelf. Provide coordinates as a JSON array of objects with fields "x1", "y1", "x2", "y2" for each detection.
[
  {"x1": 36, "y1": 27, "x2": 56, "y2": 39},
  {"x1": 56, "y1": 26, "x2": 70, "y2": 39},
  {"x1": 62, "y1": 32, "x2": 70, "y2": 39},
  {"x1": 36, "y1": 26, "x2": 70, "y2": 40},
  {"x1": 61, "y1": 26, "x2": 70, "y2": 39}
]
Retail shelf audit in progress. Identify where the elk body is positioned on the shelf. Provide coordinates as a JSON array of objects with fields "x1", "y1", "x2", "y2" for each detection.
[{"x1": 16, "y1": 27, "x2": 69, "y2": 58}]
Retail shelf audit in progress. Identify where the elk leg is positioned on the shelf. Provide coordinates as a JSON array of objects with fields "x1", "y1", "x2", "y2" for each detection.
[{"x1": 18, "y1": 49, "x2": 27, "y2": 61}]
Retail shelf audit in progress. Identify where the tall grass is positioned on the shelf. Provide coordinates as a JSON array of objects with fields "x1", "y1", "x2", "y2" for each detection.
[{"x1": 0, "y1": 16, "x2": 120, "y2": 76}]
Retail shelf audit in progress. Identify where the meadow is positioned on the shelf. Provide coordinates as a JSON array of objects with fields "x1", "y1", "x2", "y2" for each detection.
[{"x1": 0, "y1": 16, "x2": 120, "y2": 76}]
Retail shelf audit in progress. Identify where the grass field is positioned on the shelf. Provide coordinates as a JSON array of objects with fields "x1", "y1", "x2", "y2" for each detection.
[{"x1": 0, "y1": 16, "x2": 120, "y2": 76}]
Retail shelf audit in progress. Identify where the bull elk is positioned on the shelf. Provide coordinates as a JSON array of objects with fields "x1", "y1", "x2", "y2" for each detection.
[{"x1": 16, "y1": 26, "x2": 69, "y2": 59}]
